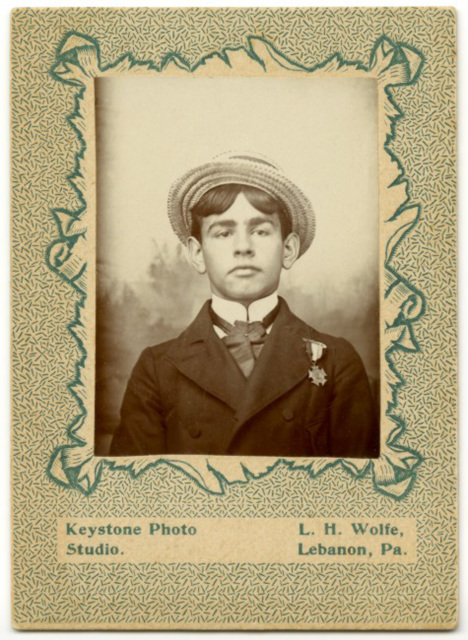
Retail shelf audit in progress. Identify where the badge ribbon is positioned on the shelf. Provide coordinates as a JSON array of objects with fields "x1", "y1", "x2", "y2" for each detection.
[{"x1": 303, "y1": 339, "x2": 327, "y2": 386}]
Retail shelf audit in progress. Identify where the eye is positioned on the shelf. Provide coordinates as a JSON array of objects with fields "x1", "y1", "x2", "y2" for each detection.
[
  {"x1": 252, "y1": 227, "x2": 270, "y2": 236},
  {"x1": 214, "y1": 229, "x2": 232, "y2": 238}
]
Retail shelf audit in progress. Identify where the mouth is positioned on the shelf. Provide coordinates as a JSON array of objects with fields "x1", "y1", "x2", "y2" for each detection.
[{"x1": 229, "y1": 266, "x2": 262, "y2": 276}]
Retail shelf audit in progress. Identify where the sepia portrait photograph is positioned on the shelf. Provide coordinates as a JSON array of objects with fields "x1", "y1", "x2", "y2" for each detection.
[{"x1": 95, "y1": 76, "x2": 380, "y2": 459}]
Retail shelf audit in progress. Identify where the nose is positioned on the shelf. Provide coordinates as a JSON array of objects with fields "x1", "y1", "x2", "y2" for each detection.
[{"x1": 233, "y1": 230, "x2": 254, "y2": 257}]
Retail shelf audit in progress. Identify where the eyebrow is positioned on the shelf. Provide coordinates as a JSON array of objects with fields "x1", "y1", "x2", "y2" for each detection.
[
  {"x1": 248, "y1": 217, "x2": 276, "y2": 228},
  {"x1": 206, "y1": 216, "x2": 277, "y2": 234},
  {"x1": 206, "y1": 220, "x2": 236, "y2": 234}
]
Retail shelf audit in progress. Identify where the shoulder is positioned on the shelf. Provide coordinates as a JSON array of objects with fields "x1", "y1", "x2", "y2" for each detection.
[
  {"x1": 130, "y1": 301, "x2": 213, "y2": 371},
  {"x1": 284, "y1": 304, "x2": 364, "y2": 367},
  {"x1": 136, "y1": 335, "x2": 181, "y2": 365},
  {"x1": 285, "y1": 305, "x2": 356, "y2": 352},
  {"x1": 126, "y1": 335, "x2": 183, "y2": 390},
  {"x1": 314, "y1": 331, "x2": 361, "y2": 362}
]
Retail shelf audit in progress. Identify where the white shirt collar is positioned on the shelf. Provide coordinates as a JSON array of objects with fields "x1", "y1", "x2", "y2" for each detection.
[{"x1": 211, "y1": 292, "x2": 279, "y2": 324}]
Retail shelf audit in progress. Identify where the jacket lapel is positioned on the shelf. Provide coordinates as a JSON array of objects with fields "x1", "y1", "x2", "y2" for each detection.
[
  {"x1": 165, "y1": 298, "x2": 315, "y2": 423},
  {"x1": 234, "y1": 298, "x2": 313, "y2": 427},
  {"x1": 165, "y1": 301, "x2": 246, "y2": 411}
]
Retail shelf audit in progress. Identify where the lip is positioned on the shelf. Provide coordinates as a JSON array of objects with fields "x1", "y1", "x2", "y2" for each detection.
[{"x1": 229, "y1": 266, "x2": 262, "y2": 275}]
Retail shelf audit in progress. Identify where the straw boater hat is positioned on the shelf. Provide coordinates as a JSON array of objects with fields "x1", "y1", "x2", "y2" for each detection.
[{"x1": 167, "y1": 151, "x2": 315, "y2": 257}]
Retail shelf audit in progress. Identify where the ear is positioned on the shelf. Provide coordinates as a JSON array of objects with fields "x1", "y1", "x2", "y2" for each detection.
[
  {"x1": 282, "y1": 232, "x2": 300, "y2": 270},
  {"x1": 186, "y1": 236, "x2": 207, "y2": 274}
]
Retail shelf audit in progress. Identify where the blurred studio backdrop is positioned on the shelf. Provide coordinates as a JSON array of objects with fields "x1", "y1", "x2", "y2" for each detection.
[{"x1": 95, "y1": 76, "x2": 379, "y2": 455}]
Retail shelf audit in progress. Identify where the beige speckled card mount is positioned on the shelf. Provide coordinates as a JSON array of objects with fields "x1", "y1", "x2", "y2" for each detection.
[{"x1": 11, "y1": 7, "x2": 457, "y2": 630}]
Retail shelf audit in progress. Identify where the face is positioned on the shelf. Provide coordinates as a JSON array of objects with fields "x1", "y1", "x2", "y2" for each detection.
[{"x1": 187, "y1": 192, "x2": 300, "y2": 305}]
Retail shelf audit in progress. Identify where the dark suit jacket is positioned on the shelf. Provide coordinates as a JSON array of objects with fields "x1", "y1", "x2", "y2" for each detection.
[{"x1": 110, "y1": 298, "x2": 379, "y2": 458}]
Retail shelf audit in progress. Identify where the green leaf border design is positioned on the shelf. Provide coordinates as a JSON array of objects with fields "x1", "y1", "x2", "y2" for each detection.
[{"x1": 46, "y1": 32, "x2": 425, "y2": 500}]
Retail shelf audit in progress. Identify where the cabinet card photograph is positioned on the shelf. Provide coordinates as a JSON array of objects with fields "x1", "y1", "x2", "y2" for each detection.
[{"x1": 11, "y1": 6, "x2": 457, "y2": 631}]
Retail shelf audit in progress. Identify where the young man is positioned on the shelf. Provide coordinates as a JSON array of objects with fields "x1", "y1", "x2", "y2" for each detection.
[{"x1": 110, "y1": 152, "x2": 379, "y2": 458}]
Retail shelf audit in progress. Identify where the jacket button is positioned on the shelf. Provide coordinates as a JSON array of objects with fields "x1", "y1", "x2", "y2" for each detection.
[
  {"x1": 188, "y1": 426, "x2": 201, "y2": 438},
  {"x1": 282, "y1": 408, "x2": 294, "y2": 421}
]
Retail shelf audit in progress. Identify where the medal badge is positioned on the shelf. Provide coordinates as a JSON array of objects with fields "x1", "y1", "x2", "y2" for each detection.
[{"x1": 303, "y1": 339, "x2": 327, "y2": 386}]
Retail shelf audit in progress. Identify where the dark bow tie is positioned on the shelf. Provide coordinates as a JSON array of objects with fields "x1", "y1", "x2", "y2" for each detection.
[{"x1": 210, "y1": 303, "x2": 279, "y2": 377}]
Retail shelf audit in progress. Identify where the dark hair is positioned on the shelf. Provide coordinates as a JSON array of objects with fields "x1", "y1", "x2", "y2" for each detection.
[{"x1": 190, "y1": 183, "x2": 292, "y2": 242}]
